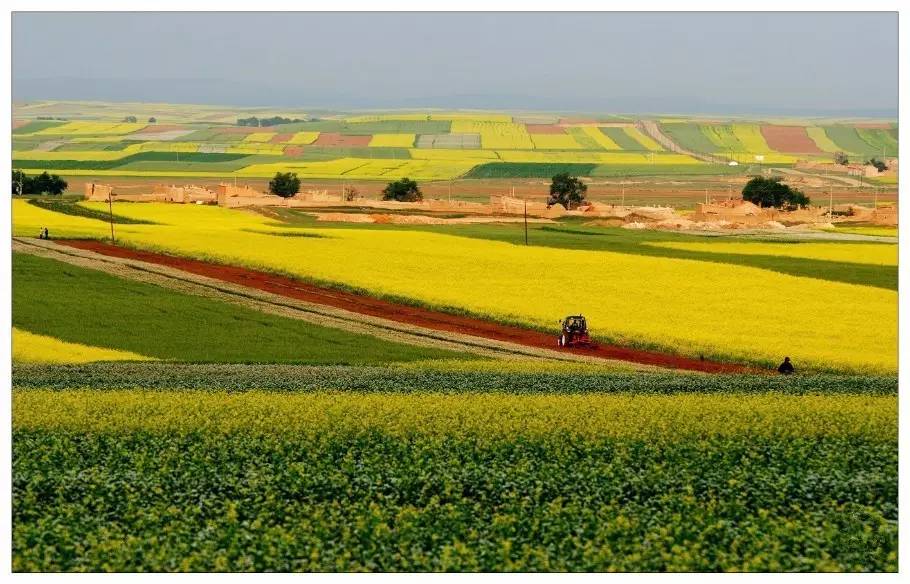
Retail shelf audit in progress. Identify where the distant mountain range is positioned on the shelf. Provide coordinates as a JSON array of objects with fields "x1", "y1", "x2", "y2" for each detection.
[{"x1": 13, "y1": 77, "x2": 898, "y2": 119}]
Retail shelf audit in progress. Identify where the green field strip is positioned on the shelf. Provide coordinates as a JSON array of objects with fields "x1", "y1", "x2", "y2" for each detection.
[
  {"x1": 12, "y1": 120, "x2": 68, "y2": 135},
  {"x1": 340, "y1": 120, "x2": 452, "y2": 135},
  {"x1": 700, "y1": 124, "x2": 747, "y2": 152},
  {"x1": 465, "y1": 162, "x2": 598, "y2": 178},
  {"x1": 856, "y1": 129, "x2": 898, "y2": 157},
  {"x1": 13, "y1": 151, "x2": 252, "y2": 171},
  {"x1": 590, "y1": 163, "x2": 746, "y2": 177},
  {"x1": 565, "y1": 127, "x2": 603, "y2": 149},
  {"x1": 824, "y1": 126, "x2": 879, "y2": 155},
  {"x1": 658, "y1": 122, "x2": 720, "y2": 153},
  {"x1": 12, "y1": 253, "x2": 467, "y2": 364},
  {"x1": 600, "y1": 127, "x2": 646, "y2": 150},
  {"x1": 805, "y1": 127, "x2": 842, "y2": 153}
]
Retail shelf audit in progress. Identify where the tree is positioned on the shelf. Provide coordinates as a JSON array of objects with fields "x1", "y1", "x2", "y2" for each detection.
[
  {"x1": 124, "y1": 115, "x2": 138, "y2": 123},
  {"x1": 268, "y1": 172, "x2": 300, "y2": 198},
  {"x1": 382, "y1": 178, "x2": 423, "y2": 202},
  {"x1": 12, "y1": 169, "x2": 27, "y2": 195},
  {"x1": 12, "y1": 170, "x2": 67, "y2": 196},
  {"x1": 834, "y1": 151, "x2": 849, "y2": 166},
  {"x1": 547, "y1": 173, "x2": 588, "y2": 210},
  {"x1": 741, "y1": 176, "x2": 809, "y2": 209},
  {"x1": 866, "y1": 158, "x2": 888, "y2": 172},
  {"x1": 148, "y1": 117, "x2": 157, "y2": 124},
  {"x1": 343, "y1": 186, "x2": 359, "y2": 202}
]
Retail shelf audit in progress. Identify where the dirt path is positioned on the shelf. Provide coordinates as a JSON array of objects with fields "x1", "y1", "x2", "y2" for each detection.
[{"x1": 56, "y1": 239, "x2": 756, "y2": 373}]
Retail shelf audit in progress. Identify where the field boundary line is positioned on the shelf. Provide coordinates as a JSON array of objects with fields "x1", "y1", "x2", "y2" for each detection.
[{"x1": 14, "y1": 238, "x2": 649, "y2": 368}]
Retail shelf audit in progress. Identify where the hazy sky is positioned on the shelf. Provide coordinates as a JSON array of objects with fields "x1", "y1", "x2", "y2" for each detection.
[{"x1": 12, "y1": 12, "x2": 899, "y2": 115}]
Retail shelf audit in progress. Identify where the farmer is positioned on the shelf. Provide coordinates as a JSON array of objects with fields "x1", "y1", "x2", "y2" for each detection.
[
  {"x1": 43, "y1": 227, "x2": 49, "y2": 240},
  {"x1": 777, "y1": 356, "x2": 794, "y2": 375}
]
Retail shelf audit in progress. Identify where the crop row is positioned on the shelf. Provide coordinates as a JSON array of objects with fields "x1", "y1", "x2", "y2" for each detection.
[
  {"x1": 11, "y1": 362, "x2": 898, "y2": 394},
  {"x1": 12, "y1": 389, "x2": 897, "y2": 571}
]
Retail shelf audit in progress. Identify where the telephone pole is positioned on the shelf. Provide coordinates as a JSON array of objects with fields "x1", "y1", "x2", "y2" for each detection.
[
  {"x1": 523, "y1": 198, "x2": 529, "y2": 246},
  {"x1": 108, "y1": 193, "x2": 116, "y2": 244}
]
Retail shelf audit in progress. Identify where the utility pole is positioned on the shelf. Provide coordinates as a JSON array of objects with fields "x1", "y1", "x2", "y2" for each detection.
[
  {"x1": 621, "y1": 178, "x2": 625, "y2": 207},
  {"x1": 108, "y1": 192, "x2": 116, "y2": 244},
  {"x1": 523, "y1": 198, "x2": 529, "y2": 246}
]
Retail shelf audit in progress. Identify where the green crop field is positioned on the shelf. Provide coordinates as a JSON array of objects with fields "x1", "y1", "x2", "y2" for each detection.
[
  {"x1": 10, "y1": 100, "x2": 900, "y2": 573},
  {"x1": 12, "y1": 384, "x2": 896, "y2": 571},
  {"x1": 12, "y1": 253, "x2": 466, "y2": 364}
]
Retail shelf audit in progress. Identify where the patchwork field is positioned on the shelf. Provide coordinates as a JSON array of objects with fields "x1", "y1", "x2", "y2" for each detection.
[
  {"x1": 10, "y1": 101, "x2": 899, "y2": 573},
  {"x1": 13, "y1": 102, "x2": 895, "y2": 182}
]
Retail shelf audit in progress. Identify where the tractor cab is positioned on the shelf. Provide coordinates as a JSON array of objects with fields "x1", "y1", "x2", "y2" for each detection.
[{"x1": 557, "y1": 315, "x2": 592, "y2": 348}]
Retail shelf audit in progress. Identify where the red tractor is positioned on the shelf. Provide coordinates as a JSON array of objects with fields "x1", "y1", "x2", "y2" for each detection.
[{"x1": 557, "y1": 315, "x2": 593, "y2": 348}]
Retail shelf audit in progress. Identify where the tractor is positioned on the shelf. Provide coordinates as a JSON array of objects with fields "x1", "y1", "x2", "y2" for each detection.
[{"x1": 557, "y1": 315, "x2": 593, "y2": 348}]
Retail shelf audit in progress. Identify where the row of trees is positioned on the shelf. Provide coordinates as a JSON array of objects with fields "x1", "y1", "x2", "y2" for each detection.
[
  {"x1": 123, "y1": 116, "x2": 156, "y2": 123},
  {"x1": 12, "y1": 170, "x2": 68, "y2": 196},
  {"x1": 269, "y1": 172, "x2": 810, "y2": 210},
  {"x1": 237, "y1": 116, "x2": 305, "y2": 127}
]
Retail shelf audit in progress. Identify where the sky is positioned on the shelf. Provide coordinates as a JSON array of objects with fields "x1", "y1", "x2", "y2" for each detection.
[{"x1": 12, "y1": 11, "x2": 899, "y2": 116}]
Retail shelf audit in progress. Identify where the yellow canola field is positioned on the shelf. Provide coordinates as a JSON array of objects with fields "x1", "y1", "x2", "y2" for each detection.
[
  {"x1": 12, "y1": 328, "x2": 153, "y2": 364},
  {"x1": 495, "y1": 151, "x2": 702, "y2": 164},
  {"x1": 15, "y1": 390, "x2": 895, "y2": 441},
  {"x1": 369, "y1": 134, "x2": 416, "y2": 147},
  {"x1": 288, "y1": 132, "x2": 320, "y2": 145},
  {"x1": 243, "y1": 132, "x2": 278, "y2": 143},
  {"x1": 451, "y1": 121, "x2": 534, "y2": 149},
  {"x1": 408, "y1": 149, "x2": 499, "y2": 160},
  {"x1": 580, "y1": 127, "x2": 620, "y2": 150},
  {"x1": 623, "y1": 127, "x2": 663, "y2": 151},
  {"x1": 646, "y1": 241, "x2": 898, "y2": 266},
  {"x1": 732, "y1": 124, "x2": 773, "y2": 153},
  {"x1": 530, "y1": 134, "x2": 584, "y2": 150},
  {"x1": 234, "y1": 157, "x2": 476, "y2": 180},
  {"x1": 12, "y1": 201, "x2": 896, "y2": 372},
  {"x1": 806, "y1": 127, "x2": 842, "y2": 153},
  {"x1": 32, "y1": 121, "x2": 148, "y2": 135}
]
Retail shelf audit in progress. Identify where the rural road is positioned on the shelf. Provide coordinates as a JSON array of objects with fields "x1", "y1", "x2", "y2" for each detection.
[{"x1": 16, "y1": 237, "x2": 757, "y2": 373}]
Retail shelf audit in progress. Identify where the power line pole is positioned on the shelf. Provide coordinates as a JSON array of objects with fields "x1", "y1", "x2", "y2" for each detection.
[
  {"x1": 108, "y1": 192, "x2": 116, "y2": 244},
  {"x1": 523, "y1": 198, "x2": 529, "y2": 246}
]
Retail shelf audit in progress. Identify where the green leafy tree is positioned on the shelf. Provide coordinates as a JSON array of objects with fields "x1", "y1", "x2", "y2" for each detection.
[
  {"x1": 124, "y1": 115, "x2": 138, "y2": 123},
  {"x1": 547, "y1": 173, "x2": 588, "y2": 209},
  {"x1": 834, "y1": 151, "x2": 849, "y2": 165},
  {"x1": 148, "y1": 117, "x2": 157, "y2": 124},
  {"x1": 866, "y1": 158, "x2": 888, "y2": 172},
  {"x1": 12, "y1": 170, "x2": 67, "y2": 196},
  {"x1": 382, "y1": 178, "x2": 423, "y2": 202},
  {"x1": 742, "y1": 176, "x2": 809, "y2": 209},
  {"x1": 268, "y1": 172, "x2": 301, "y2": 198}
]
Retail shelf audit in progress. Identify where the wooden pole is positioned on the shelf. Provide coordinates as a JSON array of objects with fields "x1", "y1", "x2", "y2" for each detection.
[
  {"x1": 108, "y1": 193, "x2": 116, "y2": 244},
  {"x1": 524, "y1": 199, "x2": 529, "y2": 246}
]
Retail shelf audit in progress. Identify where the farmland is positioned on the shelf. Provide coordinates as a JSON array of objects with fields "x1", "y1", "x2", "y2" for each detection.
[
  {"x1": 11, "y1": 200, "x2": 898, "y2": 372},
  {"x1": 12, "y1": 101, "x2": 897, "y2": 183},
  {"x1": 10, "y1": 101, "x2": 899, "y2": 573}
]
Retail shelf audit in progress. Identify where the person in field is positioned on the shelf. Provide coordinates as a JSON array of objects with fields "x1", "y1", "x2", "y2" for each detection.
[{"x1": 778, "y1": 356, "x2": 794, "y2": 375}]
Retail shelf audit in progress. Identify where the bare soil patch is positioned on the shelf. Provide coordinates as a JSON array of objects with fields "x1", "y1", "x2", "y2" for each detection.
[
  {"x1": 313, "y1": 133, "x2": 371, "y2": 147},
  {"x1": 760, "y1": 126, "x2": 822, "y2": 154}
]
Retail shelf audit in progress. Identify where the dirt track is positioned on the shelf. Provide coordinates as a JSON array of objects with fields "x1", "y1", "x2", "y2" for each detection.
[{"x1": 60, "y1": 239, "x2": 755, "y2": 374}]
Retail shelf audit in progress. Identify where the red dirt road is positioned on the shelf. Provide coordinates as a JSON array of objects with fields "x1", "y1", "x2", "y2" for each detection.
[{"x1": 60, "y1": 240, "x2": 756, "y2": 373}]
